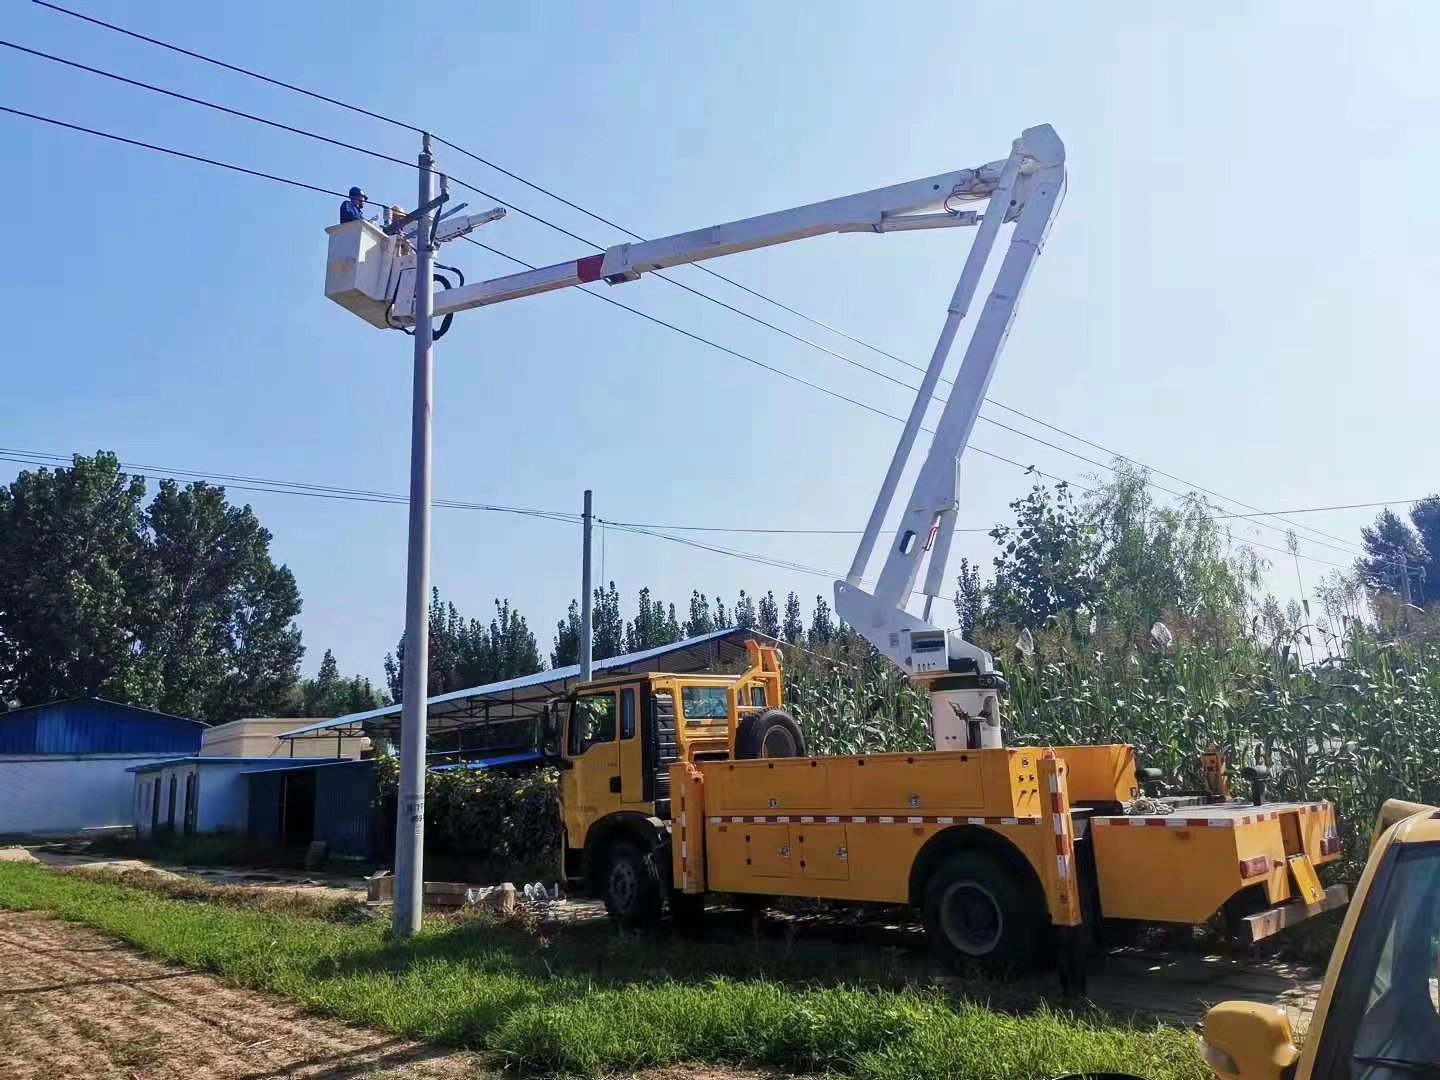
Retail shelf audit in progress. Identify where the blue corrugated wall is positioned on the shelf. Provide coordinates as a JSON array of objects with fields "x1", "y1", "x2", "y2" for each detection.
[
  {"x1": 245, "y1": 760, "x2": 375, "y2": 858},
  {"x1": 247, "y1": 770, "x2": 284, "y2": 841},
  {"x1": 314, "y1": 760, "x2": 375, "y2": 857},
  {"x1": 0, "y1": 699, "x2": 204, "y2": 755}
]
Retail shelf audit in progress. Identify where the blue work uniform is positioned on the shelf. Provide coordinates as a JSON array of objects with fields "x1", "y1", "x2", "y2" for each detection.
[{"x1": 339, "y1": 199, "x2": 366, "y2": 224}]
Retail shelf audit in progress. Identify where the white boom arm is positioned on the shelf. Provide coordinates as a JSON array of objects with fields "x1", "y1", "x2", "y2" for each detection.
[
  {"x1": 836, "y1": 125, "x2": 1065, "y2": 751},
  {"x1": 398, "y1": 166, "x2": 1006, "y2": 321},
  {"x1": 324, "y1": 157, "x2": 1009, "y2": 330},
  {"x1": 322, "y1": 124, "x2": 1066, "y2": 750}
]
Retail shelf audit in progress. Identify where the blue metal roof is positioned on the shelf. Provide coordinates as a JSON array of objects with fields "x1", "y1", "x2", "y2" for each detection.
[
  {"x1": 0, "y1": 698, "x2": 205, "y2": 756},
  {"x1": 238, "y1": 757, "x2": 374, "y2": 776},
  {"x1": 127, "y1": 755, "x2": 344, "y2": 773},
  {"x1": 279, "y1": 626, "x2": 771, "y2": 739}
]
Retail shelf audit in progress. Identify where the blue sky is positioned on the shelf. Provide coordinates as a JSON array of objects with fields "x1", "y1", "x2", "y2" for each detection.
[{"x1": 3, "y1": 1, "x2": 1437, "y2": 685}]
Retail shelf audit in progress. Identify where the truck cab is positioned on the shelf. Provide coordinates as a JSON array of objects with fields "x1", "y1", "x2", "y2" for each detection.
[
  {"x1": 1200, "y1": 800, "x2": 1440, "y2": 1080},
  {"x1": 540, "y1": 642, "x2": 794, "y2": 914}
]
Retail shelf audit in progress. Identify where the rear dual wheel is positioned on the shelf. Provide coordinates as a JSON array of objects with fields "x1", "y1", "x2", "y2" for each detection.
[{"x1": 921, "y1": 851, "x2": 1044, "y2": 974}]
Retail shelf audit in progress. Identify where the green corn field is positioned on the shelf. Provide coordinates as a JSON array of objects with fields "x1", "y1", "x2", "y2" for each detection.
[
  {"x1": 783, "y1": 627, "x2": 1440, "y2": 865},
  {"x1": 375, "y1": 623, "x2": 1440, "y2": 879}
]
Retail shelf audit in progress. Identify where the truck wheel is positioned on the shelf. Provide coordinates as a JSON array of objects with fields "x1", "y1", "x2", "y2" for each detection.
[
  {"x1": 602, "y1": 840, "x2": 662, "y2": 927},
  {"x1": 922, "y1": 851, "x2": 1042, "y2": 973},
  {"x1": 734, "y1": 708, "x2": 806, "y2": 759}
]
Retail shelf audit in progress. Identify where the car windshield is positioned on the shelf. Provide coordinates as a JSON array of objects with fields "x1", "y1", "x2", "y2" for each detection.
[{"x1": 1316, "y1": 840, "x2": 1440, "y2": 1080}]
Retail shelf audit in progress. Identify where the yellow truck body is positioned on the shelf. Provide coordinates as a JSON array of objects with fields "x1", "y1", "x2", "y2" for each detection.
[{"x1": 548, "y1": 642, "x2": 1345, "y2": 979}]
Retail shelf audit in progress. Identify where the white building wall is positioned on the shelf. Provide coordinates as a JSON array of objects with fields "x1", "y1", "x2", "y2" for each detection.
[{"x1": 0, "y1": 755, "x2": 159, "y2": 835}]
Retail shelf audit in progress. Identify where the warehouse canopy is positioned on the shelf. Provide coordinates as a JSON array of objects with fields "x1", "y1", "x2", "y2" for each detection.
[{"x1": 278, "y1": 627, "x2": 774, "y2": 753}]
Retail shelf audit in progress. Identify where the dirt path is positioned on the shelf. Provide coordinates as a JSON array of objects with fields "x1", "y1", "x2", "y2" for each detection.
[
  {"x1": 0, "y1": 911, "x2": 786, "y2": 1080},
  {"x1": 1078, "y1": 947, "x2": 1320, "y2": 1031},
  {"x1": 0, "y1": 911, "x2": 488, "y2": 1079}
]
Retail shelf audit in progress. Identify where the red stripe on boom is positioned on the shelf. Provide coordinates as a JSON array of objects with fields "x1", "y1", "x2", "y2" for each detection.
[{"x1": 576, "y1": 254, "x2": 605, "y2": 283}]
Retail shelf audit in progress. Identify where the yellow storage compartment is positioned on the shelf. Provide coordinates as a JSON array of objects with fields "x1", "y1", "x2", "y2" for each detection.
[
  {"x1": 846, "y1": 754, "x2": 987, "y2": 811},
  {"x1": 796, "y1": 823, "x2": 850, "y2": 881}
]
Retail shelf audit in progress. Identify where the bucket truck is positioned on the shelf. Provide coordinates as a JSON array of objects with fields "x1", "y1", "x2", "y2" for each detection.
[{"x1": 325, "y1": 126, "x2": 1347, "y2": 986}]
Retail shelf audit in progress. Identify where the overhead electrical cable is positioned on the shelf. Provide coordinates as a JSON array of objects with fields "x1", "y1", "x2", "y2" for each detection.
[
  {"x1": 0, "y1": 100, "x2": 1362, "y2": 569},
  {"x1": 0, "y1": 446, "x2": 1361, "y2": 573},
  {"x1": 26, "y1": 0, "x2": 1363, "y2": 558}
]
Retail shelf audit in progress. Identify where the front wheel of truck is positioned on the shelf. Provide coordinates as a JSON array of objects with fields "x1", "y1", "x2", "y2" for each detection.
[
  {"x1": 922, "y1": 851, "x2": 1043, "y2": 973},
  {"x1": 602, "y1": 840, "x2": 663, "y2": 928}
]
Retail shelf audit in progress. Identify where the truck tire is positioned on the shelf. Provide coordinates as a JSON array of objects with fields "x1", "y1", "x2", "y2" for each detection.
[
  {"x1": 734, "y1": 708, "x2": 806, "y2": 759},
  {"x1": 601, "y1": 840, "x2": 663, "y2": 928},
  {"x1": 921, "y1": 850, "x2": 1043, "y2": 973}
]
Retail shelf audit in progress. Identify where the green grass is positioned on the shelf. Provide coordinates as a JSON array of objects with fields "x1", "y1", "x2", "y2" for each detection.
[{"x1": 0, "y1": 862, "x2": 1207, "y2": 1079}]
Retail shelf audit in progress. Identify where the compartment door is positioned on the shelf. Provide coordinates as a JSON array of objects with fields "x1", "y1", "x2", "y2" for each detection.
[
  {"x1": 797, "y1": 822, "x2": 850, "y2": 881},
  {"x1": 745, "y1": 823, "x2": 794, "y2": 878}
]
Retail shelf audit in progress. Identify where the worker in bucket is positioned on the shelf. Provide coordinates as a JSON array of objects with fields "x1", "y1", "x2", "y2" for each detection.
[{"x1": 339, "y1": 186, "x2": 368, "y2": 224}]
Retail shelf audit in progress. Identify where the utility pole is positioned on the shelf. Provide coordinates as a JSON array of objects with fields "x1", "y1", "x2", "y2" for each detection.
[
  {"x1": 393, "y1": 133, "x2": 437, "y2": 938},
  {"x1": 580, "y1": 490, "x2": 594, "y2": 681}
]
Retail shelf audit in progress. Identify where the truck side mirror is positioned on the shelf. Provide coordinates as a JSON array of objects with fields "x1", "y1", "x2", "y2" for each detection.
[
  {"x1": 540, "y1": 702, "x2": 563, "y2": 758},
  {"x1": 1200, "y1": 1002, "x2": 1299, "y2": 1080}
]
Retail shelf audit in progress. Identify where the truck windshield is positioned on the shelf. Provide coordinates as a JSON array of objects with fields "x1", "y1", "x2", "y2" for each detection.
[
  {"x1": 681, "y1": 686, "x2": 729, "y2": 721},
  {"x1": 1315, "y1": 840, "x2": 1440, "y2": 1079}
]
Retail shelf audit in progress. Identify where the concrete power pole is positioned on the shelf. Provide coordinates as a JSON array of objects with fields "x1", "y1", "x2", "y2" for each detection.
[
  {"x1": 580, "y1": 490, "x2": 594, "y2": 682},
  {"x1": 393, "y1": 133, "x2": 438, "y2": 938}
]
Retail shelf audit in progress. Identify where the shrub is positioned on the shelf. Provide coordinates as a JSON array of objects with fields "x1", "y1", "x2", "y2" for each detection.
[{"x1": 373, "y1": 759, "x2": 562, "y2": 878}]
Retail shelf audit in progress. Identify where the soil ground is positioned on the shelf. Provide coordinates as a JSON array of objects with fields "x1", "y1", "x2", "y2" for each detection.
[
  {"x1": 0, "y1": 910, "x2": 781, "y2": 1080},
  {"x1": 0, "y1": 909, "x2": 487, "y2": 1079}
]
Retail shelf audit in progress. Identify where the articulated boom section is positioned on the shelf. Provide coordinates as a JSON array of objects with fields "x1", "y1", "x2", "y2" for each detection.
[
  {"x1": 324, "y1": 145, "x2": 1021, "y2": 329},
  {"x1": 835, "y1": 125, "x2": 1066, "y2": 752},
  {"x1": 323, "y1": 124, "x2": 1066, "y2": 752}
]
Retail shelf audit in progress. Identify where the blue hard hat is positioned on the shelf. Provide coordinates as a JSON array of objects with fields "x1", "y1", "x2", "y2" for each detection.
[{"x1": 349, "y1": 186, "x2": 366, "y2": 200}]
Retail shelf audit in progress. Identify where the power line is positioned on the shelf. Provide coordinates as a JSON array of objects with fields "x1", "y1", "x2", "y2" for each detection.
[
  {"x1": 461, "y1": 237, "x2": 1371, "y2": 564},
  {"x1": 1, "y1": 54, "x2": 1369, "y2": 568},
  {"x1": 608, "y1": 495, "x2": 1430, "y2": 534},
  {"x1": 1, "y1": 35, "x2": 1103, "y2": 482},
  {"x1": 26, "y1": 0, "x2": 1361, "y2": 558},
  {"x1": 458, "y1": 237, "x2": 1077, "y2": 486},
  {"x1": 606, "y1": 523, "x2": 838, "y2": 580},
  {"x1": 0, "y1": 105, "x2": 344, "y2": 198},
  {"x1": 0, "y1": 39, "x2": 416, "y2": 171},
  {"x1": 30, "y1": 1, "x2": 424, "y2": 134},
  {"x1": 1, "y1": 445, "x2": 1412, "y2": 539},
  {"x1": 1214, "y1": 498, "x2": 1428, "y2": 520},
  {"x1": 976, "y1": 399, "x2": 1363, "y2": 555},
  {"x1": 0, "y1": 449, "x2": 579, "y2": 522},
  {"x1": 0, "y1": 99, "x2": 1364, "y2": 574},
  {"x1": 0, "y1": 96, "x2": 1062, "y2": 493},
  {"x1": 0, "y1": 446, "x2": 1359, "y2": 574}
]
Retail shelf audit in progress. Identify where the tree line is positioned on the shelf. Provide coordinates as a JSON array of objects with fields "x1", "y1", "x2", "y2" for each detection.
[{"x1": 3, "y1": 451, "x2": 1436, "y2": 725}]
